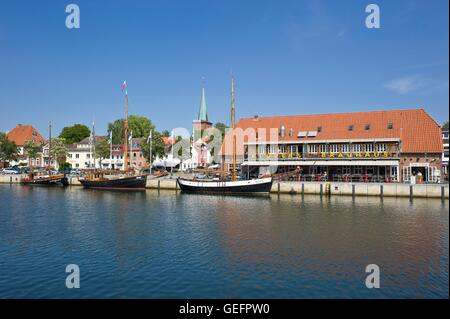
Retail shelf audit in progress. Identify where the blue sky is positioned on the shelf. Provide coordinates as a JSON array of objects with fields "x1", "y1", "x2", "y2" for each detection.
[{"x1": 0, "y1": 0, "x2": 448, "y2": 137}]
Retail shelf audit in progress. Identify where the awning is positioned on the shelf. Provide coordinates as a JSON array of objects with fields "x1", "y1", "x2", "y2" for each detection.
[{"x1": 242, "y1": 160, "x2": 399, "y2": 166}]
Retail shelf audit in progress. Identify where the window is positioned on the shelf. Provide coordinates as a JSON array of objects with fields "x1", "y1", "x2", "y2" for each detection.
[
  {"x1": 308, "y1": 144, "x2": 318, "y2": 153},
  {"x1": 342, "y1": 144, "x2": 350, "y2": 153},
  {"x1": 87, "y1": 154, "x2": 90, "y2": 159},
  {"x1": 329, "y1": 144, "x2": 339, "y2": 153},
  {"x1": 269, "y1": 145, "x2": 278, "y2": 154},
  {"x1": 289, "y1": 145, "x2": 297, "y2": 153},
  {"x1": 354, "y1": 166, "x2": 363, "y2": 175},
  {"x1": 279, "y1": 145, "x2": 286, "y2": 153},
  {"x1": 348, "y1": 125, "x2": 354, "y2": 131},
  {"x1": 76, "y1": 164, "x2": 79, "y2": 168},
  {"x1": 289, "y1": 128, "x2": 293, "y2": 137},
  {"x1": 365, "y1": 144, "x2": 374, "y2": 152},
  {"x1": 279, "y1": 126, "x2": 286, "y2": 138},
  {"x1": 353, "y1": 144, "x2": 362, "y2": 152},
  {"x1": 317, "y1": 126, "x2": 322, "y2": 132},
  {"x1": 376, "y1": 143, "x2": 387, "y2": 152},
  {"x1": 319, "y1": 144, "x2": 327, "y2": 153},
  {"x1": 365, "y1": 124, "x2": 371, "y2": 130},
  {"x1": 76, "y1": 154, "x2": 80, "y2": 159},
  {"x1": 258, "y1": 145, "x2": 266, "y2": 154},
  {"x1": 387, "y1": 122, "x2": 394, "y2": 129}
]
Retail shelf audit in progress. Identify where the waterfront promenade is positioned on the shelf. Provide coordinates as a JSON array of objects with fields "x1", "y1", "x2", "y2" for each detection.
[{"x1": 1, "y1": 174, "x2": 448, "y2": 199}]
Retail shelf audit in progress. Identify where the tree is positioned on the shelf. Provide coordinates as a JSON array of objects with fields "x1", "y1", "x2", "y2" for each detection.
[
  {"x1": 443, "y1": 121, "x2": 449, "y2": 131},
  {"x1": 140, "y1": 132, "x2": 166, "y2": 163},
  {"x1": 59, "y1": 124, "x2": 90, "y2": 144},
  {"x1": 214, "y1": 122, "x2": 229, "y2": 138},
  {"x1": 107, "y1": 115, "x2": 155, "y2": 144},
  {"x1": 49, "y1": 138, "x2": 68, "y2": 166},
  {"x1": 161, "y1": 130, "x2": 170, "y2": 137},
  {"x1": 95, "y1": 138, "x2": 110, "y2": 165},
  {"x1": 0, "y1": 133, "x2": 18, "y2": 162},
  {"x1": 23, "y1": 140, "x2": 41, "y2": 167}
]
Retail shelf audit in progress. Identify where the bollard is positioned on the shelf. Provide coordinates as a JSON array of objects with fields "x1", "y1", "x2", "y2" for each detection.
[
  {"x1": 442, "y1": 186, "x2": 445, "y2": 200},
  {"x1": 302, "y1": 183, "x2": 304, "y2": 195},
  {"x1": 277, "y1": 182, "x2": 280, "y2": 194},
  {"x1": 380, "y1": 185, "x2": 383, "y2": 198},
  {"x1": 158, "y1": 180, "x2": 160, "y2": 191},
  {"x1": 352, "y1": 184, "x2": 355, "y2": 198},
  {"x1": 410, "y1": 185, "x2": 413, "y2": 200},
  {"x1": 320, "y1": 184, "x2": 323, "y2": 197}
]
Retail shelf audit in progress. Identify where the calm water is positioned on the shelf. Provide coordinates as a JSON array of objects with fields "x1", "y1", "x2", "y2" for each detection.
[{"x1": 0, "y1": 184, "x2": 448, "y2": 299}]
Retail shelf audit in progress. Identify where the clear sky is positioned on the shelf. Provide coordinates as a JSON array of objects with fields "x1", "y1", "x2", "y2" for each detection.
[{"x1": 0, "y1": 0, "x2": 448, "y2": 137}]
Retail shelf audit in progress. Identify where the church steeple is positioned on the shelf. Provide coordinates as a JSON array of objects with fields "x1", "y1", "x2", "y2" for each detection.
[{"x1": 198, "y1": 87, "x2": 208, "y2": 122}]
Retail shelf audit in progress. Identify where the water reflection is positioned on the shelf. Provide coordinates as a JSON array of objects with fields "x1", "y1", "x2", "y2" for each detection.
[{"x1": 0, "y1": 185, "x2": 447, "y2": 298}]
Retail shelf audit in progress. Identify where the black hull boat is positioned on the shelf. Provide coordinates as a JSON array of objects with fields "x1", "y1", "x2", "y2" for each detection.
[
  {"x1": 177, "y1": 177, "x2": 273, "y2": 194},
  {"x1": 22, "y1": 174, "x2": 69, "y2": 187},
  {"x1": 79, "y1": 174, "x2": 147, "y2": 190}
]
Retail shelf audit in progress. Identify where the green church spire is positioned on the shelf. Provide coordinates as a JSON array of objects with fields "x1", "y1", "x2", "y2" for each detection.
[{"x1": 198, "y1": 87, "x2": 208, "y2": 122}]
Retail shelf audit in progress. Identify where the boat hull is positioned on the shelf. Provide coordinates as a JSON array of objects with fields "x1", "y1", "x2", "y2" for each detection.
[
  {"x1": 22, "y1": 175, "x2": 69, "y2": 187},
  {"x1": 79, "y1": 175, "x2": 147, "y2": 190},
  {"x1": 177, "y1": 177, "x2": 273, "y2": 194}
]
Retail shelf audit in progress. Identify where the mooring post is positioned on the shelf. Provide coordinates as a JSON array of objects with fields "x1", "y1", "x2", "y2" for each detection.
[
  {"x1": 352, "y1": 184, "x2": 355, "y2": 198},
  {"x1": 277, "y1": 182, "x2": 280, "y2": 194},
  {"x1": 441, "y1": 186, "x2": 445, "y2": 200},
  {"x1": 158, "y1": 180, "x2": 160, "y2": 191},
  {"x1": 410, "y1": 185, "x2": 413, "y2": 200},
  {"x1": 320, "y1": 183, "x2": 323, "y2": 197},
  {"x1": 380, "y1": 185, "x2": 383, "y2": 198},
  {"x1": 302, "y1": 183, "x2": 304, "y2": 195}
]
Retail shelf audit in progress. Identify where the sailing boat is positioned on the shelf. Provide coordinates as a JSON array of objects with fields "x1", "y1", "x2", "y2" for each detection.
[
  {"x1": 22, "y1": 121, "x2": 69, "y2": 186},
  {"x1": 78, "y1": 81, "x2": 147, "y2": 190},
  {"x1": 177, "y1": 76, "x2": 273, "y2": 194}
]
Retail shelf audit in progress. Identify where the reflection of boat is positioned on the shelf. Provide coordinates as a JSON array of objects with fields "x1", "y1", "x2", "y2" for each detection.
[
  {"x1": 177, "y1": 177, "x2": 273, "y2": 194},
  {"x1": 79, "y1": 172, "x2": 147, "y2": 190},
  {"x1": 22, "y1": 173, "x2": 69, "y2": 186},
  {"x1": 177, "y1": 75, "x2": 273, "y2": 194}
]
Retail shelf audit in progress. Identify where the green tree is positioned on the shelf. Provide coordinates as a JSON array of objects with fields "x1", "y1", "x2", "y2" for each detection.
[
  {"x1": 59, "y1": 124, "x2": 91, "y2": 144},
  {"x1": 23, "y1": 140, "x2": 41, "y2": 167},
  {"x1": 140, "y1": 132, "x2": 166, "y2": 163},
  {"x1": 214, "y1": 122, "x2": 229, "y2": 138},
  {"x1": 107, "y1": 115, "x2": 155, "y2": 144},
  {"x1": 161, "y1": 130, "x2": 170, "y2": 137},
  {"x1": 0, "y1": 133, "x2": 18, "y2": 162},
  {"x1": 95, "y1": 138, "x2": 110, "y2": 165},
  {"x1": 443, "y1": 121, "x2": 449, "y2": 131},
  {"x1": 49, "y1": 138, "x2": 68, "y2": 166}
]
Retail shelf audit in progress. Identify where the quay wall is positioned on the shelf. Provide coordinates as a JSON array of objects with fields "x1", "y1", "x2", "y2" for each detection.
[{"x1": 1, "y1": 175, "x2": 448, "y2": 198}]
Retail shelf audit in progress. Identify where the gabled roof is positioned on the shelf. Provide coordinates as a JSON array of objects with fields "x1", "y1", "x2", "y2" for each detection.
[
  {"x1": 6, "y1": 124, "x2": 46, "y2": 146},
  {"x1": 221, "y1": 108, "x2": 443, "y2": 154}
]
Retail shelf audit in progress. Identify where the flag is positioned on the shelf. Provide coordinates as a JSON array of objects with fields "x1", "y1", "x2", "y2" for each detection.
[
  {"x1": 147, "y1": 131, "x2": 152, "y2": 143},
  {"x1": 129, "y1": 130, "x2": 133, "y2": 141},
  {"x1": 121, "y1": 80, "x2": 127, "y2": 95}
]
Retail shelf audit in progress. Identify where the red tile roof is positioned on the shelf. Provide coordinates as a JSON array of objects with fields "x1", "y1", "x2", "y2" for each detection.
[
  {"x1": 221, "y1": 108, "x2": 443, "y2": 154},
  {"x1": 162, "y1": 136, "x2": 175, "y2": 145},
  {"x1": 6, "y1": 124, "x2": 46, "y2": 146}
]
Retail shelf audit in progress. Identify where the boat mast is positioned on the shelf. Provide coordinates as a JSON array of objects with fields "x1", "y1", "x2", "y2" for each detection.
[
  {"x1": 48, "y1": 121, "x2": 52, "y2": 171},
  {"x1": 123, "y1": 88, "x2": 129, "y2": 172},
  {"x1": 231, "y1": 74, "x2": 236, "y2": 181},
  {"x1": 92, "y1": 121, "x2": 96, "y2": 170}
]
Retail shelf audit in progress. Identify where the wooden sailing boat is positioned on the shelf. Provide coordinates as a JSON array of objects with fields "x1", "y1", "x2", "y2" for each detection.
[
  {"x1": 79, "y1": 81, "x2": 147, "y2": 190},
  {"x1": 177, "y1": 75, "x2": 273, "y2": 194},
  {"x1": 22, "y1": 121, "x2": 69, "y2": 186}
]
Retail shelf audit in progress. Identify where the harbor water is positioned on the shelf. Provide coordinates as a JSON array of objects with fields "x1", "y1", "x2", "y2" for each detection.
[{"x1": 0, "y1": 184, "x2": 448, "y2": 298}]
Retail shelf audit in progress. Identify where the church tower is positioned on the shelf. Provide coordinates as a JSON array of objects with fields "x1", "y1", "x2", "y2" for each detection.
[{"x1": 192, "y1": 86, "x2": 212, "y2": 167}]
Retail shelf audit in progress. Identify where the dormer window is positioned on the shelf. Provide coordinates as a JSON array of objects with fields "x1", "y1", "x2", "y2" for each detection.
[
  {"x1": 387, "y1": 123, "x2": 394, "y2": 129},
  {"x1": 317, "y1": 126, "x2": 322, "y2": 132},
  {"x1": 348, "y1": 125, "x2": 354, "y2": 131},
  {"x1": 289, "y1": 128, "x2": 293, "y2": 137},
  {"x1": 279, "y1": 125, "x2": 286, "y2": 138},
  {"x1": 365, "y1": 124, "x2": 371, "y2": 130}
]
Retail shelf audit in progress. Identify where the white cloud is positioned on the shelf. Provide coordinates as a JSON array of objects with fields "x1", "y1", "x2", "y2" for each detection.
[{"x1": 383, "y1": 76, "x2": 424, "y2": 95}]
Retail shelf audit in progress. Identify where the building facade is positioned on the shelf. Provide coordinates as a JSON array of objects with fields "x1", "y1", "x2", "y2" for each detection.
[
  {"x1": 442, "y1": 129, "x2": 449, "y2": 181},
  {"x1": 6, "y1": 124, "x2": 46, "y2": 166},
  {"x1": 221, "y1": 109, "x2": 443, "y2": 183}
]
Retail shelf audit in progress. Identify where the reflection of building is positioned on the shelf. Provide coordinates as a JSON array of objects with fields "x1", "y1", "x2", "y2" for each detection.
[
  {"x1": 442, "y1": 130, "x2": 449, "y2": 181},
  {"x1": 6, "y1": 124, "x2": 46, "y2": 166},
  {"x1": 221, "y1": 108, "x2": 443, "y2": 183}
]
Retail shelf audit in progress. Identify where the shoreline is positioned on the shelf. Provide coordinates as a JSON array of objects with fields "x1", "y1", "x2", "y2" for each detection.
[{"x1": 1, "y1": 174, "x2": 448, "y2": 199}]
